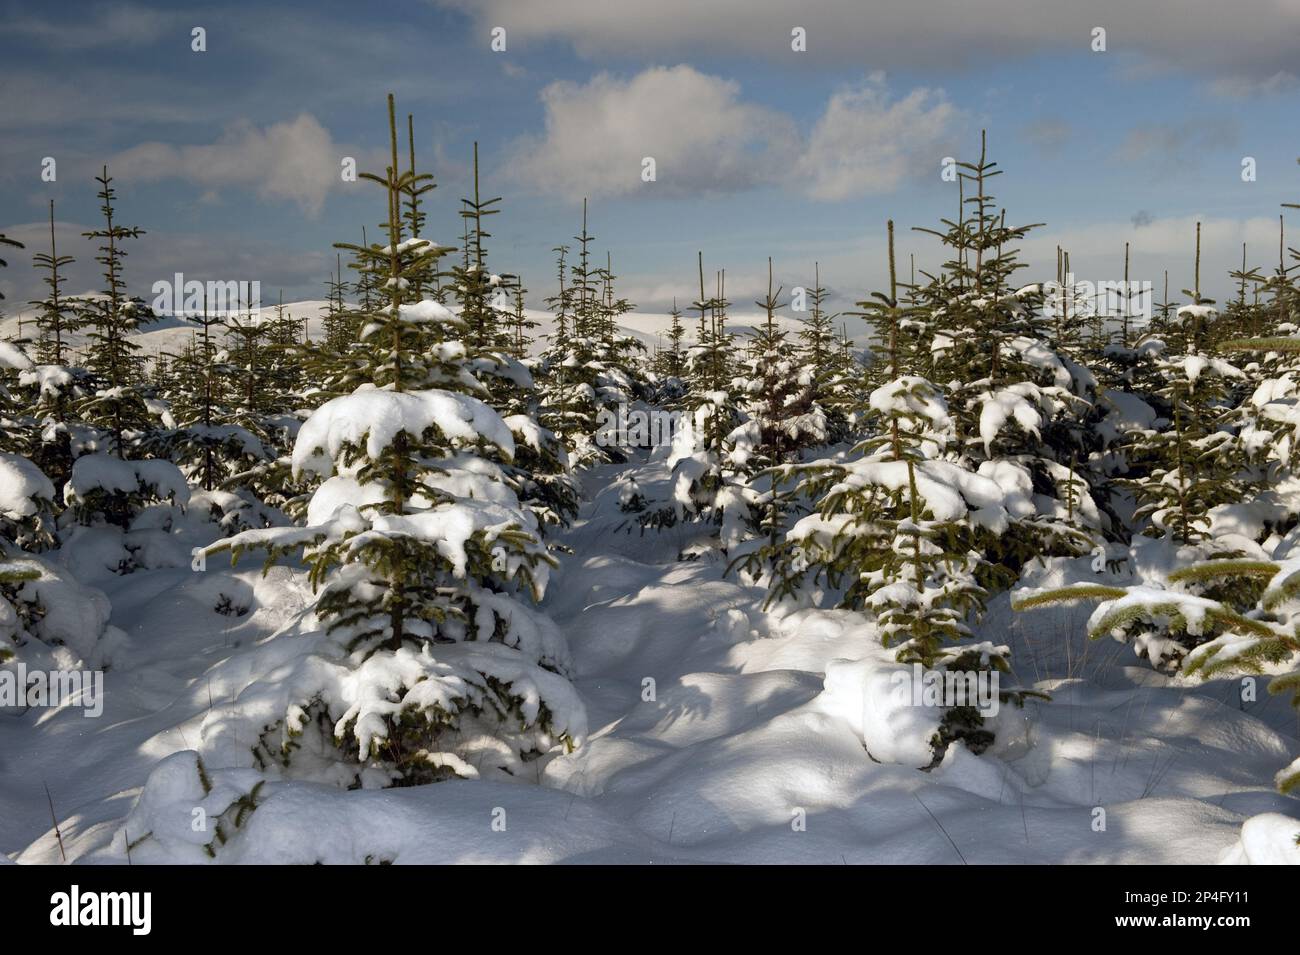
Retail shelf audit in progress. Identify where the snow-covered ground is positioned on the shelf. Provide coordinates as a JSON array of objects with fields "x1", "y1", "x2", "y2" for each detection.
[{"x1": 4, "y1": 454, "x2": 1297, "y2": 865}]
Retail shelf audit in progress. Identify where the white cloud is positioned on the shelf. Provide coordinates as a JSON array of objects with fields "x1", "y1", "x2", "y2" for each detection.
[
  {"x1": 107, "y1": 114, "x2": 368, "y2": 216},
  {"x1": 509, "y1": 67, "x2": 957, "y2": 201},
  {"x1": 435, "y1": 0, "x2": 1300, "y2": 79},
  {"x1": 797, "y1": 76, "x2": 956, "y2": 200},
  {"x1": 509, "y1": 65, "x2": 797, "y2": 200}
]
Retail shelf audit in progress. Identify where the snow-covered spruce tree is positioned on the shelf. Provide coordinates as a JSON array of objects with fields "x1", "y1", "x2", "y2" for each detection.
[
  {"x1": 76, "y1": 166, "x2": 155, "y2": 459},
  {"x1": 261, "y1": 294, "x2": 312, "y2": 418},
  {"x1": 753, "y1": 222, "x2": 1043, "y2": 760},
  {"x1": 1012, "y1": 217, "x2": 1300, "y2": 785},
  {"x1": 721, "y1": 259, "x2": 827, "y2": 558},
  {"x1": 797, "y1": 263, "x2": 856, "y2": 442},
  {"x1": 907, "y1": 135, "x2": 1105, "y2": 568},
  {"x1": 496, "y1": 286, "x2": 581, "y2": 533},
  {"x1": 186, "y1": 298, "x2": 311, "y2": 526},
  {"x1": 30, "y1": 200, "x2": 79, "y2": 367},
  {"x1": 448, "y1": 142, "x2": 515, "y2": 353},
  {"x1": 321, "y1": 252, "x2": 353, "y2": 355},
  {"x1": 400, "y1": 113, "x2": 440, "y2": 303},
  {"x1": 1202, "y1": 223, "x2": 1300, "y2": 558},
  {"x1": 0, "y1": 451, "x2": 118, "y2": 669},
  {"x1": 737, "y1": 259, "x2": 826, "y2": 468},
  {"x1": 534, "y1": 243, "x2": 585, "y2": 454},
  {"x1": 533, "y1": 241, "x2": 611, "y2": 481},
  {"x1": 507, "y1": 282, "x2": 538, "y2": 358},
  {"x1": 636, "y1": 255, "x2": 752, "y2": 548},
  {"x1": 147, "y1": 298, "x2": 284, "y2": 538},
  {"x1": 442, "y1": 147, "x2": 527, "y2": 400},
  {"x1": 1263, "y1": 212, "x2": 1300, "y2": 331},
  {"x1": 651, "y1": 297, "x2": 688, "y2": 388},
  {"x1": 52, "y1": 170, "x2": 194, "y2": 566},
  {"x1": 1121, "y1": 349, "x2": 1245, "y2": 547},
  {"x1": 771, "y1": 142, "x2": 1105, "y2": 603},
  {"x1": 0, "y1": 233, "x2": 22, "y2": 319},
  {"x1": 438, "y1": 146, "x2": 579, "y2": 531},
  {"x1": 1220, "y1": 242, "x2": 1269, "y2": 348},
  {"x1": 1090, "y1": 245, "x2": 1172, "y2": 420},
  {"x1": 157, "y1": 298, "x2": 262, "y2": 493},
  {"x1": 1119, "y1": 226, "x2": 1249, "y2": 548},
  {"x1": 23, "y1": 199, "x2": 89, "y2": 497},
  {"x1": 0, "y1": 235, "x2": 34, "y2": 457},
  {"x1": 204, "y1": 95, "x2": 585, "y2": 787},
  {"x1": 1013, "y1": 557, "x2": 1300, "y2": 791},
  {"x1": 0, "y1": 451, "x2": 57, "y2": 554},
  {"x1": 534, "y1": 202, "x2": 643, "y2": 468},
  {"x1": 594, "y1": 252, "x2": 646, "y2": 382},
  {"x1": 629, "y1": 258, "x2": 825, "y2": 555},
  {"x1": 0, "y1": 333, "x2": 32, "y2": 458},
  {"x1": 314, "y1": 226, "x2": 399, "y2": 402}
]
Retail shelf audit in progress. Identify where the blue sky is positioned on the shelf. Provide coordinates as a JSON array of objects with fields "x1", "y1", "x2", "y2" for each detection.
[{"x1": 3, "y1": 0, "x2": 1299, "y2": 324}]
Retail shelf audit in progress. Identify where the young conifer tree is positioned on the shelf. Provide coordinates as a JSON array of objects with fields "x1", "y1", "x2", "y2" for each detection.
[
  {"x1": 1123, "y1": 223, "x2": 1246, "y2": 546},
  {"x1": 1014, "y1": 557, "x2": 1300, "y2": 791},
  {"x1": 77, "y1": 166, "x2": 153, "y2": 458},
  {"x1": 908, "y1": 134, "x2": 1102, "y2": 569},
  {"x1": 158, "y1": 294, "x2": 272, "y2": 511},
  {"x1": 535, "y1": 203, "x2": 640, "y2": 467},
  {"x1": 647, "y1": 255, "x2": 753, "y2": 548},
  {"x1": 798, "y1": 263, "x2": 855, "y2": 441},
  {"x1": 23, "y1": 204, "x2": 86, "y2": 504},
  {"x1": 657, "y1": 298, "x2": 687, "y2": 381},
  {"x1": 30, "y1": 200, "x2": 78, "y2": 367},
  {"x1": 322, "y1": 253, "x2": 351, "y2": 354},
  {"x1": 723, "y1": 259, "x2": 826, "y2": 556},
  {"x1": 448, "y1": 142, "x2": 515, "y2": 352},
  {"x1": 756, "y1": 221, "x2": 1040, "y2": 760},
  {"x1": 1, "y1": 450, "x2": 115, "y2": 669},
  {"x1": 205, "y1": 96, "x2": 584, "y2": 786},
  {"x1": 0, "y1": 234, "x2": 22, "y2": 320},
  {"x1": 0, "y1": 235, "x2": 31, "y2": 455}
]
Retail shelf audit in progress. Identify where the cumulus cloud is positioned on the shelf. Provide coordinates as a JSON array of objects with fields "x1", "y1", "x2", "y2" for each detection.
[
  {"x1": 796, "y1": 76, "x2": 956, "y2": 200},
  {"x1": 509, "y1": 67, "x2": 957, "y2": 201},
  {"x1": 509, "y1": 65, "x2": 797, "y2": 199},
  {"x1": 435, "y1": 0, "x2": 1300, "y2": 80},
  {"x1": 107, "y1": 114, "x2": 364, "y2": 216}
]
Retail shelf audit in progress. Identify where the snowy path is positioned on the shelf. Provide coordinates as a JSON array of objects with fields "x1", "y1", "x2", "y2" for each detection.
[{"x1": 4, "y1": 456, "x2": 1299, "y2": 863}]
